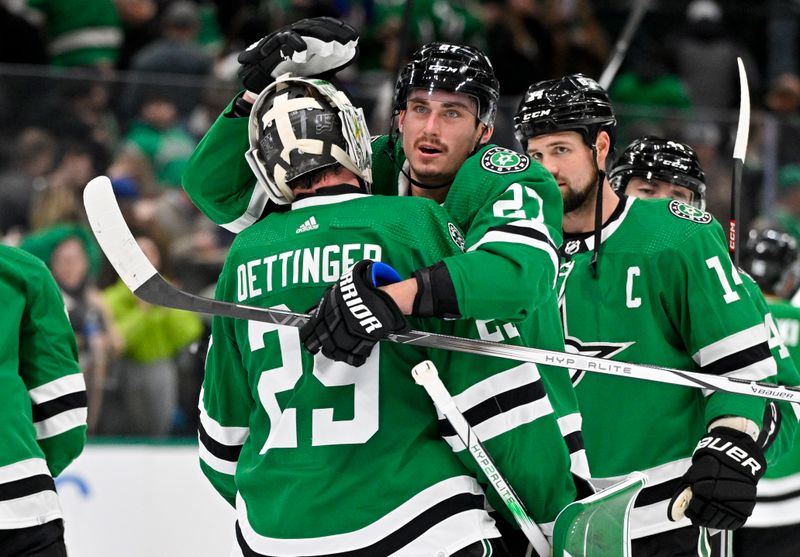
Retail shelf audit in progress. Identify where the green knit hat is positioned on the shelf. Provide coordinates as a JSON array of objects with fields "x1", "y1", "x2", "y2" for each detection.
[{"x1": 20, "y1": 224, "x2": 102, "y2": 276}]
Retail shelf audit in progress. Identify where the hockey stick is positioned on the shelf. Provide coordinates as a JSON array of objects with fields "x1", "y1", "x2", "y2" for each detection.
[
  {"x1": 411, "y1": 360, "x2": 550, "y2": 557},
  {"x1": 679, "y1": 75, "x2": 749, "y2": 518},
  {"x1": 598, "y1": 0, "x2": 650, "y2": 90},
  {"x1": 84, "y1": 175, "x2": 800, "y2": 405},
  {"x1": 728, "y1": 57, "x2": 750, "y2": 268},
  {"x1": 391, "y1": 0, "x2": 413, "y2": 84}
]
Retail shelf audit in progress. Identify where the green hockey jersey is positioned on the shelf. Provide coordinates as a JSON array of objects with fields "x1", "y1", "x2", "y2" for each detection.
[
  {"x1": 743, "y1": 281, "x2": 800, "y2": 465},
  {"x1": 183, "y1": 101, "x2": 588, "y2": 481},
  {"x1": 182, "y1": 100, "x2": 563, "y2": 321},
  {"x1": 557, "y1": 197, "x2": 780, "y2": 538},
  {"x1": 746, "y1": 297, "x2": 800, "y2": 528},
  {"x1": 0, "y1": 245, "x2": 86, "y2": 528},
  {"x1": 200, "y1": 191, "x2": 579, "y2": 555}
]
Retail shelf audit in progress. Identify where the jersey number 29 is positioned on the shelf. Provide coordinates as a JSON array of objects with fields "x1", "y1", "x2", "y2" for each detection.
[{"x1": 249, "y1": 313, "x2": 379, "y2": 453}]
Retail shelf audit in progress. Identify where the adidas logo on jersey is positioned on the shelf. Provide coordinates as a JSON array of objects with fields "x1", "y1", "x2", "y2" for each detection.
[{"x1": 296, "y1": 216, "x2": 319, "y2": 234}]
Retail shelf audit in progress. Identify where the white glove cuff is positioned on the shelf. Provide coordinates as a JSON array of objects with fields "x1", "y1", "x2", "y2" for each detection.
[{"x1": 708, "y1": 416, "x2": 760, "y2": 442}]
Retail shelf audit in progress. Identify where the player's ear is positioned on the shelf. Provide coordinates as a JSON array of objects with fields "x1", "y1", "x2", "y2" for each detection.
[
  {"x1": 479, "y1": 125, "x2": 493, "y2": 144},
  {"x1": 398, "y1": 110, "x2": 406, "y2": 133},
  {"x1": 596, "y1": 130, "x2": 612, "y2": 170}
]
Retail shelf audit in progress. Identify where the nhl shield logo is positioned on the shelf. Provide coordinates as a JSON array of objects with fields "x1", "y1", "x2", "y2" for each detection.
[
  {"x1": 481, "y1": 147, "x2": 530, "y2": 174},
  {"x1": 668, "y1": 200, "x2": 712, "y2": 224},
  {"x1": 563, "y1": 239, "x2": 582, "y2": 256}
]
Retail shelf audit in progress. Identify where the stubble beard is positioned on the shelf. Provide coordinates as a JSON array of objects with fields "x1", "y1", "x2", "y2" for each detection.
[{"x1": 563, "y1": 171, "x2": 598, "y2": 215}]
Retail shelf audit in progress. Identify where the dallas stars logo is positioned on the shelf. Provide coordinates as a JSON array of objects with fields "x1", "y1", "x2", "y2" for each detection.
[
  {"x1": 668, "y1": 200, "x2": 712, "y2": 224},
  {"x1": 564, "y1": 336, "x2": 635, "y2": 386},
  {"x1": 481, "y1": 147, "x2": 530, "y2": 174},
  {"x1": 560, "y1": 300, "x2": 634, "y2": 386}
]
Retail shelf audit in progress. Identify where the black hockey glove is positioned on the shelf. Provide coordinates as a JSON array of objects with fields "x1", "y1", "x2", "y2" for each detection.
[
  {"x1": 668, "y1": 426, "x2": 766, "y2": 530},
  {"x1": 300, "y1": 260, "x2": 409, "y2": 367},
  {"x1": 238, "y1": 16, "x2": 359, "y2": 94}
]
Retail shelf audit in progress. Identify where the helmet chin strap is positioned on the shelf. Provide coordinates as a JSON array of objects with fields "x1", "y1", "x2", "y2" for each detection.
[
  {"x1": 590, "y1": 144, "x2": 606, "y2": 279},
  {"x1": 399, "y1": 165, "x2": 452, "y2": 190}
]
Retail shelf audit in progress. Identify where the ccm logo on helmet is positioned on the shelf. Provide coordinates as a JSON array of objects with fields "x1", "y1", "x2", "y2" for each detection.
[
  {"x1": 661, "y1": 158, "x2": 690, "y2": 171},
  {"x1": 339, "y1": 270, "x2": 383, "y2": 334},
  {"x1": 696, "y1": 435, "x2": 763, "y2": 476},
  {"x1": 429, "y1": 64, "x2": 458, "y2": 73},
  {"x1": 521, "y1": 109, "x2": 551, "y2": 121}
]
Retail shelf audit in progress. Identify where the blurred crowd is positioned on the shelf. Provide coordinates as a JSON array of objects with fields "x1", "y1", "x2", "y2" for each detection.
[{"x1": 2, "y1": 0, "x2": 800, "y2": 438}]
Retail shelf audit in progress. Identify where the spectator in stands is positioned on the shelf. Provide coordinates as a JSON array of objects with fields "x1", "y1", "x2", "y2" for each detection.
[
  {"x1": 122, "y1": 0, "x2": 213, "y2": 121},
  {"x1": 114, "y1": 0, "x2": 158, "y2": 70},
  {"x1": 665, "y1": 0, "x2": 760, "y2": 113},
  {"x1": 0, "y1": 2, "x2": 47, "y2": 64},
  {"x1": 681, "y1": 121, "x2": 729, "y2": 221},
  {"x1": 542, "y1": 0, "x2": 608, "y2": 78},
  {"x1": 0, "y1": 127, "x2": 56, "y2": 244},
  {"x1": 765, "y1": 73, "x2": 800, "y2": 167},
  {"x1": 115, "y1": 95, "x2": 197, "y2": 190},
  {"x1": 102, "y1": 235, "x2": 203, "y2": 436},
  {"x1": 483, "y1": 0, "x2": 555, "y2": 96},
  {"x1": 35, "y1": 77, "x2": 120, "y2": 160},
  {"x1": 24, "y1": 0, "x2": 123, "y2": 69},
  {"x1": 29, "y1": 140, "x2": 99, "y2": 230},
  {"x1": 773, "y1": 164, "x2": 800, "y2": 242},
  {"x1": 20, "y1": 224, "x2": 121, "y2": 433}
]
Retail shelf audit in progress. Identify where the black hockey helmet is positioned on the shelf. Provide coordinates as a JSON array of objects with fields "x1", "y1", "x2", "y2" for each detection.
[
  {"x1": 245, "y1": 74, "x2": 372, "y2": 204},
  {"x1": 609, "y1": 137, "x2": 707, "y2": 209},
  {"x1": 514, "y1": 74, "x2": 616, "y2": 150},
  {"x1": 393, "y1": 42, "x2": 500, "y2": 128},
  {"x1": 742, "y1": 228, "x2": 800, "y2": 295}
]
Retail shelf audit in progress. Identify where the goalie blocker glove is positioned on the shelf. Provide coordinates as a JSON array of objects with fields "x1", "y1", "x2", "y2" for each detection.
[
  {"x1": 668, "y1": 426, "x2": 767, "y2": 530},
  {"x1": 300, "y1": 260, "x2": 408, "y2": 367},
  {"x1": 238, "y1": 16, "x2": 359, "y2": 95}
]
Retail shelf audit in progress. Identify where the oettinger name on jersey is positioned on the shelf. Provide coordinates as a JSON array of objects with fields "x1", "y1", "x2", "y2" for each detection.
[{"x1": 480, "y1": 147, "x2": 530, "y2": 174}]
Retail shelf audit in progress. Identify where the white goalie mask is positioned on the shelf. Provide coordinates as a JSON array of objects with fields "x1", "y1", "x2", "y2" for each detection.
[{"x1": 245, "y1": 73, "x2": 373, "y2": 205}]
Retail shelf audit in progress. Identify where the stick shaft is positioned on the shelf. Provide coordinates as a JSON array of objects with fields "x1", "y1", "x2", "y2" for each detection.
[
  {"x1": 84, "y1": 176, "x2": 800, "y2": 405},
  {"x1": 598, "y1": 0, "x2": 650, "y2": 90},
  {"x1": 411, "y1": 361, "x2": 550, "y2": 556}
]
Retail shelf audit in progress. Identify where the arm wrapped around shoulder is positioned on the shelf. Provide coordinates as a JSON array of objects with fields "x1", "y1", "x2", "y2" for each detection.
[
  {"x1": 238, "y1": 16, "x2": 359, "y2": 94},
  {"x1": 300, "y1": 260, "x2": 408, "y2": 367},
  {"x1": 412, "y1": 261, "x2": 461, "y2": 319},
  {"x1": 668, "y1": 426, "x2": 767, "y2": 530}
]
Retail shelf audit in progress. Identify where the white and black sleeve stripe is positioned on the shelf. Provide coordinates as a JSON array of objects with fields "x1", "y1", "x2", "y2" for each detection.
[
  {"x1": 198, "y1": 391, "x2": 248, "y2": 475},
  {"x1": 693, "y1": 324, "x2": 776, "y2": 389},
  {"x1": 436, "y1": 363, "x2": 554, "y2": 452},
  {"x1": 467, "y1": 220, "x2": 560, "y2": 286},
  {"x1": 28, "y1": 374, "x2": 87, "y2": 440}
]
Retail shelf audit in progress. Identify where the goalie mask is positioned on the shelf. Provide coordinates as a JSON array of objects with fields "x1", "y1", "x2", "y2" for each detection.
[
  {"x1": 245, "y1": 74, "x2": 372, "y2": 205},
  {"x1": 742, "y1": 228, "x2": 800, "y2": 296},
  {"x1": 514, "y1": 74, "x2": 616, "y2": 150},
  {"x1": 609, "y1": 137, "x2": 707, "y2": 210},
  {"x1": 394, "y1": 42, "x2": 500, "y2": 128}
]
